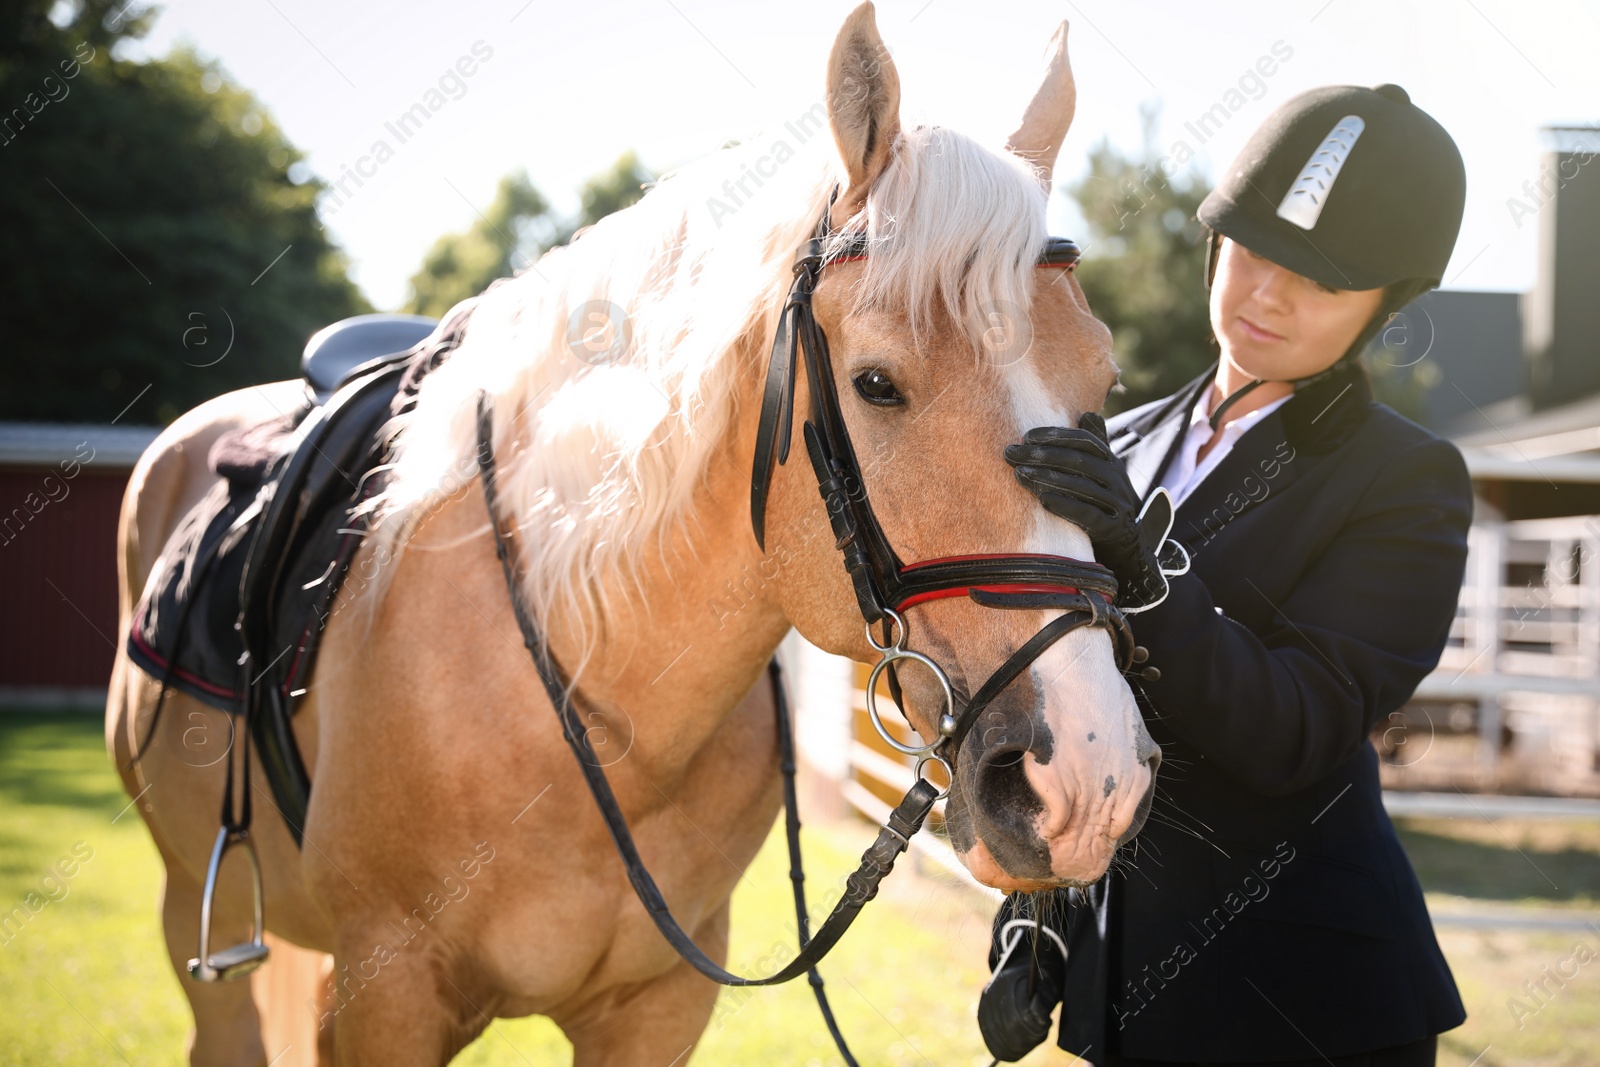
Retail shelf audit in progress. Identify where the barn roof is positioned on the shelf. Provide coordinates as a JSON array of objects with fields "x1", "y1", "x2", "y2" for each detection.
[{"x1": 0, "y1": 423, "x2": 161, "y2": 468}]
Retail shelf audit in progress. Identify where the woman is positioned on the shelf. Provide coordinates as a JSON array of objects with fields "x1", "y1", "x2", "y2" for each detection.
[{"x1": 978, "y1": 84, "x2": 1472, "y2": 1066}]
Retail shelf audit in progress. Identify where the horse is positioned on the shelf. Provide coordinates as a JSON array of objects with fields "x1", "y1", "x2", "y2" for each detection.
[{"x1": 106, "y1": 5, "x2": 1158, "y2": 1063}]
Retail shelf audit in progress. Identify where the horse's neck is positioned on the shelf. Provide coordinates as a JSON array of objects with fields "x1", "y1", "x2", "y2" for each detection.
[{"x1": 409, "y1": 427, "x2": 792, "y2": 775}]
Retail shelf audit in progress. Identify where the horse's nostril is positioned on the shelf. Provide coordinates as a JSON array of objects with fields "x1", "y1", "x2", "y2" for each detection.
[
  {"x1": 1145, "y1": 747, "x2": 1162, "y2": 777},
  {"x1": 968, "y1": 744, "x2": 1055, "y2": 880},
  {"x1": 974, "y1": 745, "x2": 1043, "y2": 828}
]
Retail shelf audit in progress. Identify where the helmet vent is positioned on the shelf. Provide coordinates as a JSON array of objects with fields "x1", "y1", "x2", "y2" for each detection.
[{"x1": 1274, "y1": 115, "x2": 1366, "y2": 231}]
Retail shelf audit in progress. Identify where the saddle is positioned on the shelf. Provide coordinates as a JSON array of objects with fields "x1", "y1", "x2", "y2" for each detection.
[{"x1": 126, "y1": 309, "x2": 469, "y2": 843}]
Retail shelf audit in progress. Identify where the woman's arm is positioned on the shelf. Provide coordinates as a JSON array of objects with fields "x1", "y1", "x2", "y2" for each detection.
[{"x1": 1131, "y1": 435, "x2": 1473, "y2": 795}]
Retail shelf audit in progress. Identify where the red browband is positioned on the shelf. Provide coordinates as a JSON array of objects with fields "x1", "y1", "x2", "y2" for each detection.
[
  {"x1": 896, "y1": 583, "x2": 1102, "y2": 610},
  {"x1": 893, "y1": 552, "x2": 1114, "y2": 611}
]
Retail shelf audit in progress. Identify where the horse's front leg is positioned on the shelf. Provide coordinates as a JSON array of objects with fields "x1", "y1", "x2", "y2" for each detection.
[
  {"x1": 325, "y1": 921, "x2": 492, "y2": 1066},
  {"x1": 563, "y1": 903, "x2": 728, "y2": 1067}
]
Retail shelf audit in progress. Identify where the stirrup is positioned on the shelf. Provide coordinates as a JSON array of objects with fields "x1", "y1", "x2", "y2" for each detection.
[{"x1": 187, "y1": 827, "x2": 270, "y2": 982}]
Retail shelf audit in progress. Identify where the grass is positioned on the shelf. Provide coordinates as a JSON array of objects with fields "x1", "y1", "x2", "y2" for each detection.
[
  {"x1": 2, "y1": 711, "x2": 1598, "y2": 1066},
  {"x1": 1395, "y1": 816, "x2": 1600, "y2": 909},
  {"x1": 1433, "y1": 925, "x2": 1600, "y2": 1067},
  {"x1": 0, "y1": 712, "x2": 190, "y2": 1064},
  {"x1": 1392, "y1": 816, "x2": 1600, "y2": 1067}
]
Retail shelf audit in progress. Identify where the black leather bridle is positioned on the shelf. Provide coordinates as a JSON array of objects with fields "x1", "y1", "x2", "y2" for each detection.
[
  {"x1": 476, "y1": 187, "x2": 1143, "y2": 1065},
  {"x1": 750, "y1": 188, "x2": 1137, "y2": 768}
]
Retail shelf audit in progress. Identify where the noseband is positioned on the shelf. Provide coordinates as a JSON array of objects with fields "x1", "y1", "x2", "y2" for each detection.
[{"x1": 750, "y1": 188, "x2": 1137, "y2": 779}]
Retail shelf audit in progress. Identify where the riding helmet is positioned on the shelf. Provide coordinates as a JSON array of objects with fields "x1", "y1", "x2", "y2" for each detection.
[{"x1": 1194, "y1": 82, "x2": 1467, "y2": 409}]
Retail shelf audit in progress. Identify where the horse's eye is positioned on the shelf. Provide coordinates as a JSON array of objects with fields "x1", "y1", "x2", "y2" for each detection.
[{"x1": 853, "y1": 369, "x2": 904, "y2": 407}]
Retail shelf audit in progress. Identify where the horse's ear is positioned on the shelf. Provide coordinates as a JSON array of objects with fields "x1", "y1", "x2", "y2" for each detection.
[
  {"x1": 1004, "y1": 20, "x2": 1077, "y2": 189},
  {"x1": 825, "y1": 2, "x2": 901, "y2": 228}
]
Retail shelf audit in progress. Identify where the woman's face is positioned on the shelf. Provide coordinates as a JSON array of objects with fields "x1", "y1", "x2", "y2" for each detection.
[{"x1": 1210, "y1": 236, "x2": 1386, "y2": 379}]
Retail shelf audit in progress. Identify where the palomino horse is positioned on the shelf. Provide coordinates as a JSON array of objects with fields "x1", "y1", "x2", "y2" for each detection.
[{"x1": 107, "y1": 5, "x2": 1158, "y2": 1063}]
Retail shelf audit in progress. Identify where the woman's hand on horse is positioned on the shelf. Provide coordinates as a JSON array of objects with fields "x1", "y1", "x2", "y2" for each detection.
[{"x1": 1004, "y1": 413, "x2": 1164, "y2": 604}]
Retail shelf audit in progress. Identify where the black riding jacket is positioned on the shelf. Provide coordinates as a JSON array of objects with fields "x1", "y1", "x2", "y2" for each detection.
[{"x1": 1054, "y1": 357, "x2": 1471, "y2": 1062}]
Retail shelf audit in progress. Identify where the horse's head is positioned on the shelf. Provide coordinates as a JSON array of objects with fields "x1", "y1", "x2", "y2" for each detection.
[{"x1": 761, "y1": 4, "x2": 1158, "y2": 890}]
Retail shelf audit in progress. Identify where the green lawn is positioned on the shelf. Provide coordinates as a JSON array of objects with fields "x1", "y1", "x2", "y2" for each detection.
[
  {"x1": 3, "y1": 712, "x2": 1598, "y2": 1066},
  {"x1": 1, "y1": 713, "x2": 192, "y2": 1064},
  {"x1": 1393, "y1": 816, "x2": 1600, "y2": 1067}
]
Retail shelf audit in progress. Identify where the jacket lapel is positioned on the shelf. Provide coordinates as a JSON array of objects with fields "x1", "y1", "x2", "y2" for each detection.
[
  {"x1": 1170, "y1": 358, "x2": 1374, "y2": 541},
  {"x1": 1170, "y1": 407, "x2": 1299, "y2": 538}
]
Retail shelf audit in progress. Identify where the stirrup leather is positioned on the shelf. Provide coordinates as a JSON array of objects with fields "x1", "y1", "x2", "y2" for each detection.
[{"x1": 187, "y1": 827, "x2": 271, "y2": 982}]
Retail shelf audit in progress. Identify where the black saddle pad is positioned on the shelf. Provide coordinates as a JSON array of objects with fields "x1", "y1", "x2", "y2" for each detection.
[
  {"x1": 126, "y1": 307, "x2": 471, "y2": 717},
  {"x1": 127, "y1": 386, "x2": 387, "y2": 713}
]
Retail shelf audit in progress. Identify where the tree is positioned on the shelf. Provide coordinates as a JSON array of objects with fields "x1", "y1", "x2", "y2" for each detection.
[
  {"x1": 1067, "y1": 108, "x2": 1215, "y2": 416},
  {"x1": 561, "y1": 150, "x2": 654, "y2": 244},
  {"x1": 403, "y1": 172, "x2": 550, "y2": 319},
  {"x1": 0, "y1": 0, "x2": 370, "y2": 425},
  {"x1": 402, "y1": 152, "x2": 654, "y2": 317}
]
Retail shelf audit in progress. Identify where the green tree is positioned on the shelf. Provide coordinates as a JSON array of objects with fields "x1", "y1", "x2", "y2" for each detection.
[
  {"x1": 403, "y1": 172, "x2": 551, "y2": 319},
  {"x1": 1067, "y1": 109, "x2": 1215, "y2": 416},
  {"x1": 0, "y1": 0, "x2": 370, "y2": 425},
  {"x1": 559, "y1": 150, "x2": 654, "y2": 244},
  {"x1": 402, "y1": 152, "x2": 654, "y2": 317}
]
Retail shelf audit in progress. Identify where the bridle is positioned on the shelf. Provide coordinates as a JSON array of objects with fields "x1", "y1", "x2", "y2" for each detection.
[
  {"x1": 750, "y1": 186, "x2": 1138, "y2": 780},
  {"x1": 475, "y1": 185, "x2": 1147, "y2": 1065}
]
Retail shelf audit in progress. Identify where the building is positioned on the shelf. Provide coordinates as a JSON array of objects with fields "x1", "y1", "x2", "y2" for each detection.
[
  {"x1": 1375, "y1": 126, "x2": 1600, "y2": 796},
  {"x1": 0, "y1": 423, "x2": 159, "y2": 707}
]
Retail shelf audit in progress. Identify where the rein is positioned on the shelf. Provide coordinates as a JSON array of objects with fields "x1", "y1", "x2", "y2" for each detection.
[
  {"x1": 474, "y1": 188, "x2": 1145, "y2": 1060},
  {"x1": 476, "y1": 395, "x2": 913, "y2": 1067}
]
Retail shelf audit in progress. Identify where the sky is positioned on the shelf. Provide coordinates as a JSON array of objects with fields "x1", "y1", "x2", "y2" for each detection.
[{"x1": 125, "y1": 0, "x2": 1598, "y2": 312}]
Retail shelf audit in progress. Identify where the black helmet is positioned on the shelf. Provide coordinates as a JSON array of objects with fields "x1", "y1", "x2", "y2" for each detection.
[{"x1": 1195, "y1": 83, "x2": 1466, "y2": 423}]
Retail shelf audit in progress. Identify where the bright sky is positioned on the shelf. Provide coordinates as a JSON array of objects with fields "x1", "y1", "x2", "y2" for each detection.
[{"x1": 129, "y1": 0, "x2": 1597, "y2": 311}]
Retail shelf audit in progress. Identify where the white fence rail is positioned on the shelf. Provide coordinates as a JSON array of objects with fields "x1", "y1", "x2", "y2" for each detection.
[{"x1": 1412, "y1": 514, "x2": 1600, "y2": 793}]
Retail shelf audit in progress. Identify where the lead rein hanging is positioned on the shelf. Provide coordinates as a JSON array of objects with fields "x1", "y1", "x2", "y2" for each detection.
[{"x1": 473, "y1": 389, "x2": 941, "y2": 996}]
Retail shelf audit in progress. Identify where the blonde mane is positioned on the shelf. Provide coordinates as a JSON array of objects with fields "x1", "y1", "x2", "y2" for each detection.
[{"x1": 365, "y1": 121, "x2": 1050, "y2": 679}]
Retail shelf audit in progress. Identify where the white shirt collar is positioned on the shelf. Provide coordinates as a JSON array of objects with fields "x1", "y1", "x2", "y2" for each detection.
[{"x1": 1158, "y1": 383, "x2": 1291, "y2": 507}]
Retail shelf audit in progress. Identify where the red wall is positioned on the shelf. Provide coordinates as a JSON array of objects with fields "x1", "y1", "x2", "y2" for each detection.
[{"x1": 0, "y1": 467, "x2": 129, "y2": 689}]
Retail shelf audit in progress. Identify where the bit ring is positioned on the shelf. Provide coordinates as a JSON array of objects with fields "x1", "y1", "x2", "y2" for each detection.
[{"x1": 865, "y1": 646, "x2": 956, "y2": 757}]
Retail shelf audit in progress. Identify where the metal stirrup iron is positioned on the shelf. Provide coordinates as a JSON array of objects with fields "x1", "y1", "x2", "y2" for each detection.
[
  {"x1": 189, "y1": 651, "x2": 270, "y2": 983},
  {"x1": 187, "y1": 827, "x2": 270, "y2": 982}
]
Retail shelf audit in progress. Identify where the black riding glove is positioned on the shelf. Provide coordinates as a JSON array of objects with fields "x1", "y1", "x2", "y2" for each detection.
[
  {"x1": 1004, "y1": 412, "x2": 1172, "y2": 609},
  {"x1": 977, "y1": 892, "x2": 1070, "y2": 1062}
]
